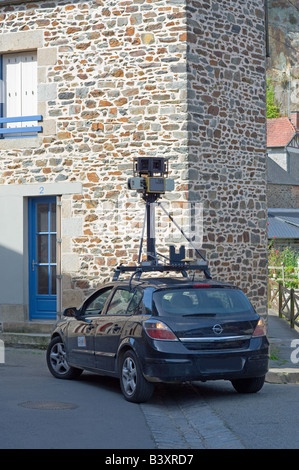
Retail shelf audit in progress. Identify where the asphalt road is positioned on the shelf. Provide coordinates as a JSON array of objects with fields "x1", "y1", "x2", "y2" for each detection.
[
  {"x1": 145, "y1": 380, "x2": 299, "y2": 449},
  {"x1": 0, "y1": 348, "x2": 155, "y2": 449},
  {"x1": 1, "y1": 347, "x2": 299, "y2": 450}
]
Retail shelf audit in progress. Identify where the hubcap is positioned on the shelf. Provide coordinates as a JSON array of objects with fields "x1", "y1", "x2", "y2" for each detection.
[
  {"x1": 50, "y1": 342, "x2": 70, "y2": 375},
  {"x1": 122, "y1": 357, "x2": 137, "y2": 396}
]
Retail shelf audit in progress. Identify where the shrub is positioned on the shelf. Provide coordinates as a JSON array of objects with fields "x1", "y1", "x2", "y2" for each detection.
[
  {"x1": 266, "y1": 79, "x2": 281, "y2": 118},
  {"x1": 268, "y1": 245, "x2": 299, "y2": 288}
]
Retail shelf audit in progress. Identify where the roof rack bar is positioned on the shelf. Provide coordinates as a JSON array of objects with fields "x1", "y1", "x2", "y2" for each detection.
[{"x1": 113, "y1": 263, "x2": 212, "y2": 282}]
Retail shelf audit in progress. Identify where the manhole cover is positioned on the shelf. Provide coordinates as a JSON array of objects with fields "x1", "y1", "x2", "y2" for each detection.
[{"x1": 19, "y1": 401, "x2": 78, "y2": 410}]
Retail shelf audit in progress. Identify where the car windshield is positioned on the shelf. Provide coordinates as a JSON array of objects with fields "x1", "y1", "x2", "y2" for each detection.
[{"x1": 153, "y1": 288, "x2": 255, "y2": 316}]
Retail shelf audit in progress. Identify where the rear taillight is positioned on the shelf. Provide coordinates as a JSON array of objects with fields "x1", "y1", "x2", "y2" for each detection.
[
  {"x1": 252, "y1": 318, "x2": 266, "y2": 337},
  {"x1": 143, "y1": 320, "x2": 178, "y2": 341}
]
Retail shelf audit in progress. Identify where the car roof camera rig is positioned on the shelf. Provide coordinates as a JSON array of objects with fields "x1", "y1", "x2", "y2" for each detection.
[
  {"x1": 113, "y1": 157, "x2": 211, "y2": 281},
  {"x1": 128, "y1": 157, "x2": 173, "y2": 195}
]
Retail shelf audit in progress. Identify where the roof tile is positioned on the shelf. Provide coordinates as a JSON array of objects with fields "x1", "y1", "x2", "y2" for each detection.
[{"x1": 267, "y1": 117, "x2": 296, "y2": 147}]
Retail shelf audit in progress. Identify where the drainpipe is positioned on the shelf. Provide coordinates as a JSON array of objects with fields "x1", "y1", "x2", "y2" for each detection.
[{"x1": 265, "y1": 0, "x2": 270, "y2": 58}]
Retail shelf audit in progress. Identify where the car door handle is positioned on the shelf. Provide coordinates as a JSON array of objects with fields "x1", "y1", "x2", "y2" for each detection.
[{"x1": 113, "y1": 325, "x2": 121, "y2": 333}]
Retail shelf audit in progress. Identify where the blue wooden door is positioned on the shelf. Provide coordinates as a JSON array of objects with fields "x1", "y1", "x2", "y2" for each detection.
[{"x1": 29, "y1": 197, "x2": 57, "y2": 320}]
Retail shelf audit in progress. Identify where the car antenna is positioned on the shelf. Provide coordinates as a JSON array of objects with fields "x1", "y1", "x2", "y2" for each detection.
[{"x1": 113, "y1": 157, "x2": 212, "y2": 281}]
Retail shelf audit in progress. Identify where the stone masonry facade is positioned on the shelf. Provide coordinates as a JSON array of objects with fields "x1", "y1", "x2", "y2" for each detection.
[
  {"x1": 268, "y1": 183, "x2": 299, "y2": 209},
  {"x1": 0, "y1": 0, "x2": 268, "y2": 317},
  {"x1": 186, "y1": 1, "x2": 268, "y2": 315}
]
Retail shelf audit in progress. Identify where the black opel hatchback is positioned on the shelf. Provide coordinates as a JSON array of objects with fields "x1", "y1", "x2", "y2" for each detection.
[{"x1": 46, "y1": 278, "x2": 269, "y2": 403}]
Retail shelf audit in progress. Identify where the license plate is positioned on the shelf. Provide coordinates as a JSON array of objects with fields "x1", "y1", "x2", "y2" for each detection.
[{"x1": 200, "y1": 357, "x2": 243, "y2": 373}]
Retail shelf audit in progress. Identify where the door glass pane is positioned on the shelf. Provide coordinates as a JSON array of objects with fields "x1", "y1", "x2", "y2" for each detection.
[
  {"x1": 51, "y1": 266, "x2": 56, "y2": 295},
  {"x1": 106, "y1": 289, "x2": 134, "y2": 315},
  {"x1": 37, "y1": 265, "x2": 49, "y2": 295},
  {"x1": 37, "y1": 204, "x2": 48, "y2": 232},
  {"x1": 37, "y1": 234, "x2": 48, "y2": 263},
  {"x1": 50, "y1": 203, "x2": 56, "y2": 232},
  {"x1": 84, "y1": 288, "x2": 113, "y2": 315},
  {"x1": 50, "y1": 234, "x2": 56, "y2": 263}
]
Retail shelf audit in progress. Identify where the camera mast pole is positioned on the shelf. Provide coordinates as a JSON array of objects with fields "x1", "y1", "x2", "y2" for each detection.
[
  {"x1": 113, "y1": 156, "x2": 212, "y2": 281},
  {"x1": 145, "y1": 194, "x2": 157, "y2": 264}
]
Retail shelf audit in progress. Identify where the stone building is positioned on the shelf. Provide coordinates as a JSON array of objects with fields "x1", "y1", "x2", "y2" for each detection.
[
  {"x1": 267, "y1": 112, "x2": 299, "y2": 251},
  {"x1": 267, "y1": 111, "x2": 299, "y2": 208},
  {"x1": 0, "y1": 0, "x2": 268, "y2": 332}
]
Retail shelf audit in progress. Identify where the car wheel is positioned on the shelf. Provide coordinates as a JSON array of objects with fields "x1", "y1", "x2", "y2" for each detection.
[
  {"x1": 120, "y1": 350, "x2": 154, "y2": 403},
  {"x1": 47, "y1": 336, "x2": 82, "y2": 380},
  {"x1": 231, "y1": 375, "x2": 265, "y2": 394}
]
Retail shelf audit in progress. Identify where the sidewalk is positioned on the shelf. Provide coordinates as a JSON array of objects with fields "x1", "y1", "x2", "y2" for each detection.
[{"x1": 266, "y1": 308, "x2": 299, "y2": 384}]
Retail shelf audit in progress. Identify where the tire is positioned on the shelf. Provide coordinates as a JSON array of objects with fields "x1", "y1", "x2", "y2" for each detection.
[
  {"x1": 231, "y1": 375, "x2": 265, "y2": 394},
  {"x1": 47, "y1": 336, "x2": 83, "y2": 380},
  {"x1": 120, "y1": 350, "x2": 154, "y2": 403}
]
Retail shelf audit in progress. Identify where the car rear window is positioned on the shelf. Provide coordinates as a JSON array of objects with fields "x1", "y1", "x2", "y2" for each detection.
[{"x1": 152, "y1": 288, "x2": 255, "y2": 316}]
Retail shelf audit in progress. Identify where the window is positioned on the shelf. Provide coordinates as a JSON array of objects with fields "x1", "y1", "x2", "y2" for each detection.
[
  {"x1": 1, "y1": 51, "x2": 41, "y2": 138},
  {"x1": 153, "y1": 288, "x2": 255, "y2": 317},
  {"x1": 106, "y1": 288, "x2": 142, "y2": 316},
  {"x1": 83, "y1": 287, "x2": 113, "y2": 316}
]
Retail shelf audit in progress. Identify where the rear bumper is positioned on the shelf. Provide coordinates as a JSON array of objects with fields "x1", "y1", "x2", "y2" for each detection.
[{"x1": 141, "y1": 336, "x2": 269, "y2": 383}]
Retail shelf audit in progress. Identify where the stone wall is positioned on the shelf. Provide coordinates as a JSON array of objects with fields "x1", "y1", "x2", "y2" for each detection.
[
  {"x1": 268, "y1": 183, "x2": 299, "y2": 208},
  {"x1": 0, "y1": 0, "x2": 190, "y2": 311},
  {"x1": 186, "y1": 0, "x2": 268, "y2": 315},
  {"x1": 0, "y1": 0, "x2": 268, "y2": 317}
]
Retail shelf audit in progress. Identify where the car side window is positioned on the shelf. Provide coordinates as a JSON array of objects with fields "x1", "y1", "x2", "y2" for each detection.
[
  {"x1": 127, "y1": 289, "x2": 143, "y2": 314},
  {"x1": 83, "y1": 287, "x2": 113, "y2": 316},
  {"x1": 106, "y1": 288, "x2": 141, "y2": 316}
]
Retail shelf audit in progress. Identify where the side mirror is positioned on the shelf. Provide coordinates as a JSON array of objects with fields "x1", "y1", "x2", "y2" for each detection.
[{"x1": 63, "y1": 307, "x2": 78, "y2": 317}]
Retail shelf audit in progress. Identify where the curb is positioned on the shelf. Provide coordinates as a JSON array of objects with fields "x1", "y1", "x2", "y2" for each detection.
[
  {"x1": 2, "y1": 332, "x2": 50, "y2": 350},
  {"x1": 266, "y1": 368, "x2": 299, "y2": 384}
]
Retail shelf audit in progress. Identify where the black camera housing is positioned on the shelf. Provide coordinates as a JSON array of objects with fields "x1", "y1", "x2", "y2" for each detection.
[{"x1": 134, "y1": 157, "x2": 168, "y2": 177}]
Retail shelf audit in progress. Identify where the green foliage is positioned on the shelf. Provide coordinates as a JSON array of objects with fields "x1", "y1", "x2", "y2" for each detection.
[
  {"x1": 268, "y1": 244, "x2": 299, "y2": 288},
  {"x1": 266, "y1": 79, "x2": 281, "y2": 119},
  {"x1": 268, "y1": 244, "x2": 298, "y2": 268}
]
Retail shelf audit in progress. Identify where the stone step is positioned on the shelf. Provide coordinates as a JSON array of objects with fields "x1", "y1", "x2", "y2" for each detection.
[
  {"x1": 0, "y1": 321, "x2": 55, "y2": 350},
  {"x1": 3, "y1": 332, "x2": 50, "y2": 350},
  {"x1": 3, "y1": 321, "x2": 55, "y2": 334}
]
